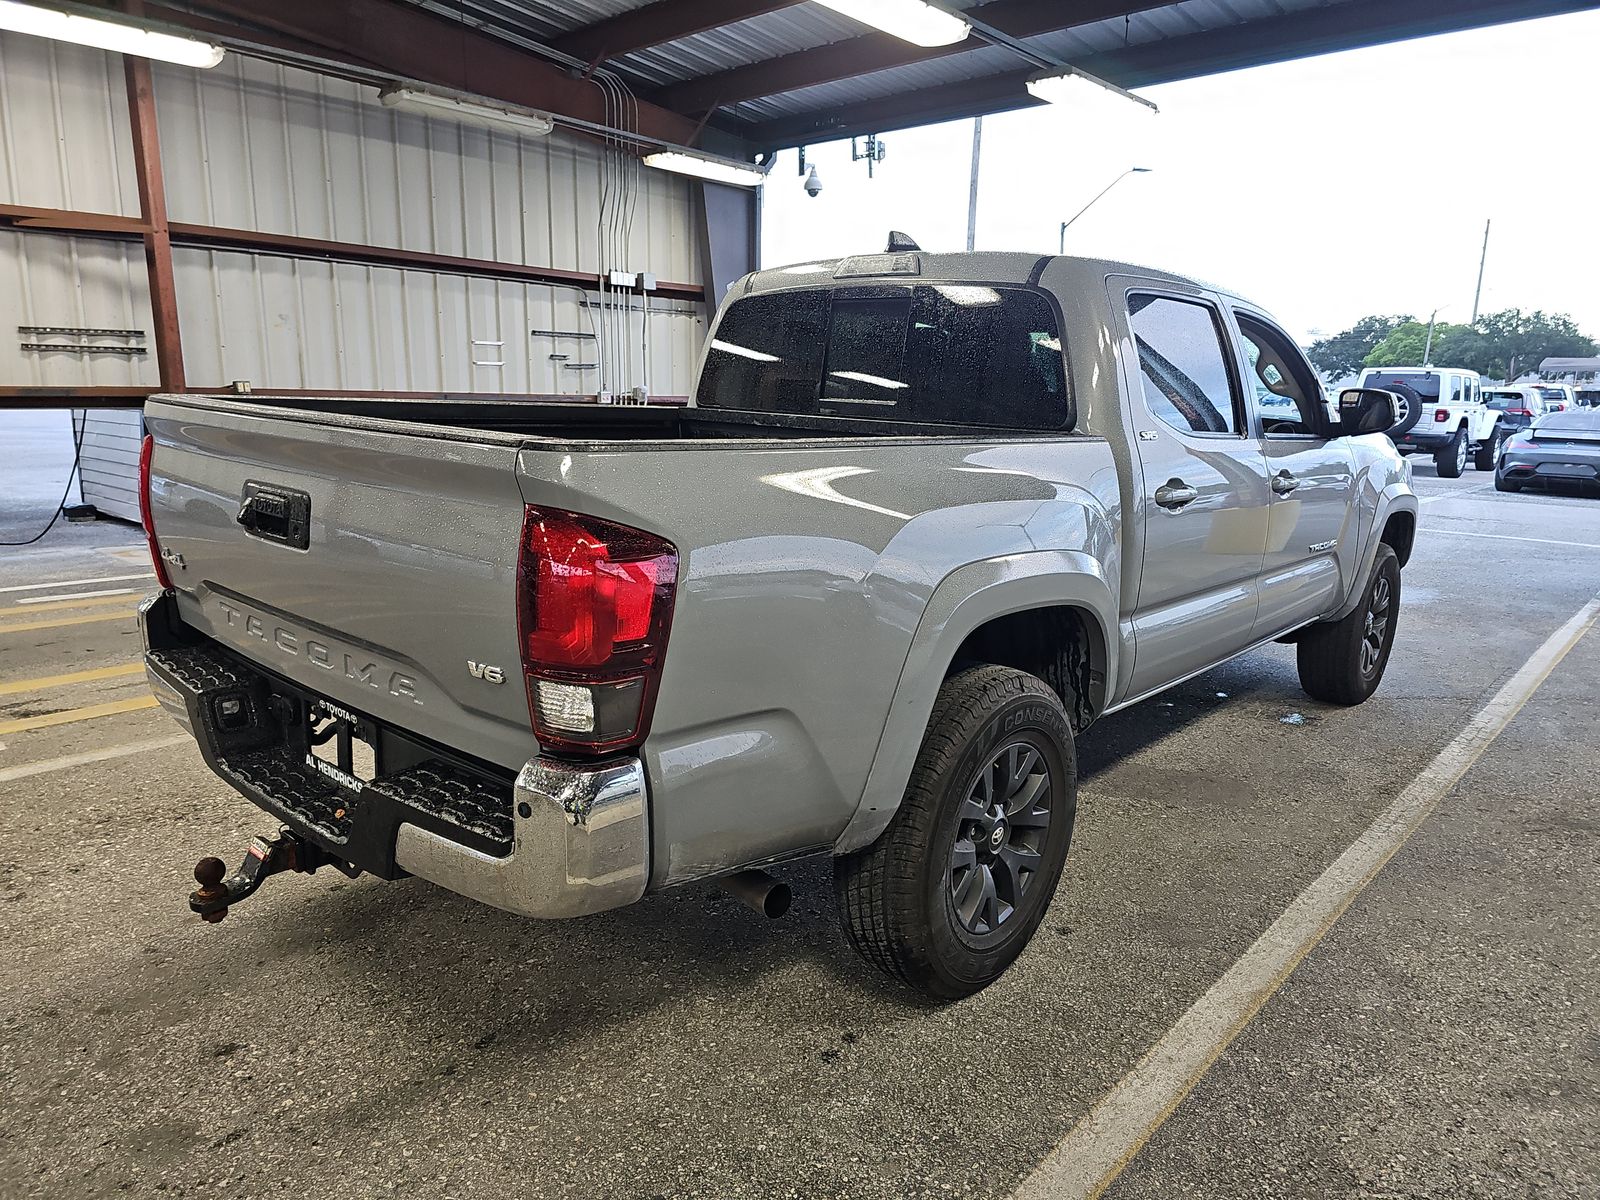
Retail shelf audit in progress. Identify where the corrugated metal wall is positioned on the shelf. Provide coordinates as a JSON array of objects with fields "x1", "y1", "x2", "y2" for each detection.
[
  {"x1": 71, "y1": 408, "x2": 144, "y2": 521},
  {"x1": 0, "y1": 230, "x2": 159, "y2": 388},
  {"x1": 0, "y1": 32, "x2": 708, "y2": 400},
  {"x1": 173, "y1": 247, "x2": 701, "y2": 396},
  {"x1": 0, "y1": 34, "x2": 139, "y2": 216}
]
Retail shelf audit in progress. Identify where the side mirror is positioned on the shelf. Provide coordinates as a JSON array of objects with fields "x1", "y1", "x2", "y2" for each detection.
[{"x1": 1336, "y1": 388, "x2": 1400, "y2": 436}]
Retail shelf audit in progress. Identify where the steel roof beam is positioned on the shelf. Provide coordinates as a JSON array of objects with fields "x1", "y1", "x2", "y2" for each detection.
[
  {"x1": 651, "y1": 1, "x2": 1172, "y2": 117},
  {"x1": 551, "y1": 0, "x2": 805, "y2": 65},
  {"x1": 749, "y1": 0, "x2": 1600, "y2": 145}
]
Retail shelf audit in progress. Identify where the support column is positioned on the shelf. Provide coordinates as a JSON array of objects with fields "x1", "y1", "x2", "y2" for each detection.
[
  {"x1": 124, "y1": 56, "x2": 185, "y2": 393},
  {"x1": 696, "y1": 181, "x2": 758, "y2": 325}
]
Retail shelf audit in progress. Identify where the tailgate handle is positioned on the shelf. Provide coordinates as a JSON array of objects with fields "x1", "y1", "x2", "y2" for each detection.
[{"x1": 237, "y1": 482, "x2": 311, "y2": 550}]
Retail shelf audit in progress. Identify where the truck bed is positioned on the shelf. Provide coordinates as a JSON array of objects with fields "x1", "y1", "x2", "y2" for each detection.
[{"x1": 194, "y1": 393, "x2": 1069, "y2": 443}]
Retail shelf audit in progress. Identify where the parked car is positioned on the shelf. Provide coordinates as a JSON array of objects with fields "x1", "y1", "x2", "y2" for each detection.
[
  {"x1": 139, "y1": 251, "x2": 1419, "y2": 998},
  {"x1": 1496, "y1": 406, "x2": 1600, "y2": 494},
  {"x1": 1358, "y1": 366, "x2": 1503, "y2": 476},
  {"x1": 1483, "y1": 385, "x2": 1546, "y2": 434},
  {"x1": 1536, "y1": 383, "x2": 1577, "y2": 412}
]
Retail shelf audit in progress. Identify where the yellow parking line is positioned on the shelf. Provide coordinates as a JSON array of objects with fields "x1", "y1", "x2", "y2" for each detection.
[
  {"x1": 0, "y1": 663, "x2": 145, "y2": 697},
  {"x1": 5, "y1": 593, "x2": 142, "y2": 614},
  {"x1": 0, "y1": 695, "x2": 159, "y2": 735},
  {"x1": 0, "y1": 611, "x2": 140, "y2": 636}
]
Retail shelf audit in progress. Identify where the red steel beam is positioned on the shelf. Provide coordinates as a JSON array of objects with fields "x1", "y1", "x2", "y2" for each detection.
[
  {"x1": 124, "y1": 55, "x2": 186, "y2": 393},
  {"x1": 551, "y1": 0, "x2": 803, "y2": 65},
  {"x1": 175, "y1": 0, "x2": 704, "y2": 145},
  {"x1": 652, "y1": 0, "x2": 1172, "y2": 116},
  {"x1": 1, "y1": 209, "x2": 704, "y2": 302},
  {"x1": 0, "y1": 204, "x2": 151, "y2": 235}
]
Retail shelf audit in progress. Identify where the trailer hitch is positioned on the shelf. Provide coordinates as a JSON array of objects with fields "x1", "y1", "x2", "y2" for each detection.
[{"x1": 189, "y1": 829, "x2": 358, "y2": 922}]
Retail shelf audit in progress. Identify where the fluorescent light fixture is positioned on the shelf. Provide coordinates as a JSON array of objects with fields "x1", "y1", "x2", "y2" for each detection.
[
  {"x1": 643, "y1": 150, "x2": 765, "y2": 188},
  {"x1": 830, "y1": 370, "x2": 908, "y2": 391},
  {"x1": 379, "y1": 86, "x2": 554, "y2": 137},
  {"x1": 711, "y1": 338, "x2": 779, "y2": 362},
  {"x1": 813, "y1": 0, "x2": 970, "y2": 47},
  {"x1": 0, "y1": 0, "x2": 224, "y2": 68},
  {"x1": 934, "y1": 285, "x2": 1002, "y2": 306},
  {"x1": 1026, "y1": 67, "x2": 1159, "y2": 114}
]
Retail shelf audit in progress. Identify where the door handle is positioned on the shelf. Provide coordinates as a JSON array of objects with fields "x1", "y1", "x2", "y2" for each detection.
[
  {"x1": 1154, "y1": 480, "x2": 1199, "y2": 510},
  {"x1": 1271, "y1": 471, "x2": 1301, "y2": 494}
]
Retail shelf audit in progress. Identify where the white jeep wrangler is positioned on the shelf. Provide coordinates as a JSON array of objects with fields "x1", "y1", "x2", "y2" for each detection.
[{"x1": 1358, "y1": 366, "x2": 1504, "y2": 477}]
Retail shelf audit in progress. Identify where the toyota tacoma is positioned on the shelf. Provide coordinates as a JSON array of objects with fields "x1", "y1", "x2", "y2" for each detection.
[{"x1": 140, "y1": 249, "x2": 1418, "y2": 997}]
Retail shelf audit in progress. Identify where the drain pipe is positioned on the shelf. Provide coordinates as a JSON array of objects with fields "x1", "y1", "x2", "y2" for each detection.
[{"x1": 720, "y1": 869, "x2": 791, "y2": 918}]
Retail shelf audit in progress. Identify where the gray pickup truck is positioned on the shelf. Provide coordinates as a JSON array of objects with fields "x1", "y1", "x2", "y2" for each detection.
[{"x1": 140, "y1": 251, "x2": 1417, "y2": 997}]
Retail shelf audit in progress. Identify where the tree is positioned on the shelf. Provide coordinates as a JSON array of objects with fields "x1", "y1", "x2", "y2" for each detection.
[
  {"x1": 1362, "y1": 320, "x2": 1469, "y2": 370},
  {"x1": 1307, "y1": 314, "x2": 1413, "y2": 380},
  {"x1": 1361, "y1": 309, "x2": 1597, "y2": 380}
]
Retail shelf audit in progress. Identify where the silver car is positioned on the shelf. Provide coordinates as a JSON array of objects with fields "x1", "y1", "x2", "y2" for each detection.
[{"x1": 1496, "y1": 407, "x2": 1600, "y2": 494}]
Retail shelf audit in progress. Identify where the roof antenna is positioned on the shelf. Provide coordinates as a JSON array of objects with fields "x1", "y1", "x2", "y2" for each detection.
[{"x1": 886, "y1": 230, "x2": 921, "y2": 253}]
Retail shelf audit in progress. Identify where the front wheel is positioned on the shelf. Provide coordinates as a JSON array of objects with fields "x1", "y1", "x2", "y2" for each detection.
[
  {"x1": 834, "y1": 666, "x2": 1077, "y2": 999},
  {"x1": 1297, "y1": 544, "x2": 1401, "y2": 705},
  {"x1": 1474, "y1": 428, "x2": 1504, "y2": 471},
  {"x1": 1434, "y1": 429, "x2": 1467, "y2": 478}
]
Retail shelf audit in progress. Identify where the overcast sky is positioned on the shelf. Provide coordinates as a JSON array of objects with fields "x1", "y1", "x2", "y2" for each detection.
[{"x1": 759, "y1": 9, "x2": 1600, "y2": 346}]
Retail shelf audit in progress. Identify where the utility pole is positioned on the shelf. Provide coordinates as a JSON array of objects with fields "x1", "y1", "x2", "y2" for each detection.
[
  {"x1": 966, "y1": 117, "x2": 982, "y2": 252},
  {"x1": 1423, "y1": 308, "x2": 1442, "y2": 365},
  {"x1": 1471, "y1": 218, "x2": 1491, "y2": 324}
]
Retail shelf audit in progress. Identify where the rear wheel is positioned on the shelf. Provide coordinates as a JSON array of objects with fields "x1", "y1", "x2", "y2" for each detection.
[
  {"x1": 1434, "y1": 429, "x2": 1467, "y2": 478},
  {"x1": 834, "y1": 666, "x2": 1076, "y2": 999},
  {"x1": 1494, "y1": 472, "x2": 1522, "y2": 493},
  {"x1": 1473, "y1": 427, "x2": 1504, "y2": 471},
  {"x1": 1297, "y1": 544, "x2": 1401, "y2": 705}
]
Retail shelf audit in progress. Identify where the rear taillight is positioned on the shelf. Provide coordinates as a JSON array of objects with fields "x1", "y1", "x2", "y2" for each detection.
[
  {"x1": 1433, "y1": 409, "x2": 1450, "y2": 422},
  {"x1": 138, "y1": 434, "x2": 173, "y2": 590},
  {"x1": 1507, "y1": 408, "x2": 1533, "y2": 417},
  {"x1": 516, "y1": 506, "x2": 677, "y2": 756}
]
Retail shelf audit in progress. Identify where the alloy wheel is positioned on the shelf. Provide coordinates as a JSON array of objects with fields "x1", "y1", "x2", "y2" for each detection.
[
  {"x1": 1361, "y1": 573, "x2": 1392, "y2": 676},
  {"x1": 948, "y1": 742, "x2": 1052, "y2": 935}
]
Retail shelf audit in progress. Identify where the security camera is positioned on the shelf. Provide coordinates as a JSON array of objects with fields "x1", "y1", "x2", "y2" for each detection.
[{"x1": 803, "y1": 163, "x2": 823, "y2": 197}]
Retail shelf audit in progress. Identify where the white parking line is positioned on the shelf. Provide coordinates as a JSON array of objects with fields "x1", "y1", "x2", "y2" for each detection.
[
  {"x1": 1013, "y1": 595, "x2": 1600, "y2": 1200},
  {"x1": 0, "y1": 734, "x2": 191, "y2": 783},
  {"x1": 0, "y1": 573, "x2": 152, "y2": 595},
  {"x1": 15, "y1": 587, "x2": 139, "y2": 605},
  {"x1": 1427, "y1": 528, "x2": 1600, "y2": 551}
]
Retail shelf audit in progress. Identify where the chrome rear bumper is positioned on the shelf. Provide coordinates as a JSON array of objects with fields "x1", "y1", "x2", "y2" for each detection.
[
  {"x1": 140, "y1": 590, "x2": 649, "y2": 920},
  {"x1": 395, "y1": 756, "x2": 649, "y2": 920}
]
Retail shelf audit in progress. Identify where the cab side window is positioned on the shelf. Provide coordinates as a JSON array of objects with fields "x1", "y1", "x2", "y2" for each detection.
[
  {"x1": 1128, "y1": 294, "x2": 1240, "y2": 436},
  {"x1": 1234, "y1": 312, "x2": 1325, "y2": 436}
]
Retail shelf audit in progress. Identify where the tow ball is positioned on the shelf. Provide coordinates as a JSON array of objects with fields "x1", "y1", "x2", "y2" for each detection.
[{"x1": 188, "y1": 830, "x2": 358, "y2": 922}]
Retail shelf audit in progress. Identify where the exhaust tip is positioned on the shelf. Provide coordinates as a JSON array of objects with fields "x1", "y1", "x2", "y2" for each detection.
[{"x1": 721, "y1": 869, "x2": 791, "y2": 919}]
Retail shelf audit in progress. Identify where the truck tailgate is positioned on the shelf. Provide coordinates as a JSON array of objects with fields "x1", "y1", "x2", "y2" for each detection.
[{"x1": 143, "y1": 397, "x2": 536, "y2": 771}]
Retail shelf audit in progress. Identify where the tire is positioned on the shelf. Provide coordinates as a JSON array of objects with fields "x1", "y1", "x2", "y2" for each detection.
[
  {"x1": 1474, "y1": 427, "x2": 1504, "y2": 472},
  {"x1": 1385, "y1": 382, "x2": 1424, "y2": 439},
  {"x1": 1494, "y1": 472, "x2": 1522, "y2": 493},
  {"x1": 834, "y1": 665, "x2": 1077, "y2": 999},
  {"x1": 1434, "y1": 428, "x2": 1467, "y2": 478},
  {"x1": 1297, "y1": 544, "x2": 1401, "y2": 705}
]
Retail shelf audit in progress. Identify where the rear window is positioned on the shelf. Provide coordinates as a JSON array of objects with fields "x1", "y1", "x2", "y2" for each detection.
[
  {"x1": 1484, "y1": 390, "x2": 1524, "y2": 410},
  {"x1": 697, "y1": 285, "x2": 1070, "y2": 430},
  {"x1": 1364, "y1": 371, "x2": 1441, "y2": 400}
]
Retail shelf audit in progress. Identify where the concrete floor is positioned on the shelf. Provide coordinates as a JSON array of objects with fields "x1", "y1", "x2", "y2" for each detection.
[{"x1": 1, "y1": 457, "x2": 1597, "y2": 1199}]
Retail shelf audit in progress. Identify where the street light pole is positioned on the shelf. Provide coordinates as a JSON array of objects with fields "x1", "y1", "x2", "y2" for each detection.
[
  {"x1": 966, "y1": 116, "x2": 982, "y2": 252},
  {"x1": 1058, "y1": 166, "x2": 1151, "y2": 254}
]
